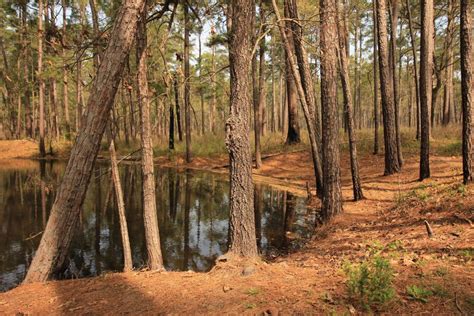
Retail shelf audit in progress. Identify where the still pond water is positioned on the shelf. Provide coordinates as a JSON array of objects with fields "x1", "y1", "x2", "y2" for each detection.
[{"x1": 0, "y1": 161, "x2": 313, "y2": 292}]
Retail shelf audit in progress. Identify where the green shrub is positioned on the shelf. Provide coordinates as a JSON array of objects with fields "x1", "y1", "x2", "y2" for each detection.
[
  {"x1": 406, "y1": 285, "x2": 433, "y2": 303},
  {"x1": 343, "y1": 253, "x2": 395, "y2": 310}
]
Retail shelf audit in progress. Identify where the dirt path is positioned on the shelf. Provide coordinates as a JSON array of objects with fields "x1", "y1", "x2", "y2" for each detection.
[{"x1": 0, "y1": 151, "x2": 473, "y2": 314}]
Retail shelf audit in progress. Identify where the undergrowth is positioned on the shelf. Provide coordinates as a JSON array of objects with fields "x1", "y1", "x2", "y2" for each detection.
[{"x1": 343, "y1": 242, "x2": 396, "y2": 311}]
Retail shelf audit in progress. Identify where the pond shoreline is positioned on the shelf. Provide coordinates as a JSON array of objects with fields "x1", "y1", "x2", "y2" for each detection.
[{"x1": 1, "y1": 141, "x2": 473, "y2": 314}]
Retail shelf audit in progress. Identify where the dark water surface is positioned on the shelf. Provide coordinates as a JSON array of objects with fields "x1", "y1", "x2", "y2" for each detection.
[{"x1": 0, "y1": 161, "x2": 313, "y2": 292}]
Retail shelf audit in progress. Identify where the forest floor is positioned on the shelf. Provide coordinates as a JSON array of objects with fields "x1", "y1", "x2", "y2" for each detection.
[{"x1": 0, "y1": 138, "x2": 473, "y2": 314}]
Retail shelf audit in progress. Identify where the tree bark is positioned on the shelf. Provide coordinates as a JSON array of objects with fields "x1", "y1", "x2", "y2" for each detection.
[
  {"x1": 376, "y1": 0, "x2": 401, "y2": 175},
  {"x1": 283, "y1": 2, "x2": 300, "y2": 145},
  {"x1": 23, "y1": 0, "x2": 147, "y2": 284},
  {"x1": 184, "y1": 1, "x2": 192, "y2": 163},
  {"x1": 320, "y1": 0, "x2": 342, "y2": 219},
  {"x1": 38, "y1": 0, "x2": 46, "y2": 157},
  {"x1": 336, "y1": 2, "x2": 364, "y2": 201},
  {"x1": 174, "y1": 72, "x2": 183, "y2": 142},
  {"x1": 419, "y1": 0, "x2": 433, "y2": 180},
  {"x1": 373, "y1": 1, "x2": 380, "y2": 155},
  {"x1": 389, "y1": 0, "x2": 403, "y2": 165},
  {"x1": 286, "y1": 0, "x2": 322, "y2": 146},
  {"x1": 109, "y1": 138, "x2": 133, "y2": 271},
  {"x1": 406, "y1": 0, "x2": 420, "y2": 140},
  {"x1": 137, "y1": 6, "x2": 164, "y2": 270},
  {"x1": 254, "y1": 2, "x2": 265, "y2": 169},
  {"x1": 225, "y1": 0, "x2": 258, "y2": 257},
  {"x1": 461, "y1": 0, "x2": 473, "y2": 184}
]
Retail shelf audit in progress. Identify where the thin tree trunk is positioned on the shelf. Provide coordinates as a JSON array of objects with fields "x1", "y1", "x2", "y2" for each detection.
[
  {"x1": 109, "y1": 138, "x2": 133, "y2": 271},
  {"x1": 419, "y1": 0, "x2": 433, "y2": 180},
  {"x1": 406, "y1": 0, "x2": 420, "y2": 140},
  {"x1": 390, "y1": 0, "x2": 403, "y2": 165},
  {"x1": 198, "y1": 30, "x2": 205, "y2": 136},
  {"x1": 461, "y1": 0, "x2": 473, "y2": 183},
  {"x1": 61, "y1": 0, "x2": 70, "y2": 137},
  {"x1": 287, "y1": 0, "x2": 322, "y2": 145},
  {"x1": 273, "y1": 0, "x2": 323, "y2": 195},
  {"x1": 137, "y1": 7, "x2": 164, "y2": 270},
  {"x1": 23, "y1": 0, "x2": 147, "y2": 283},
  {"x1": 320, "y1": 0, "x2": 342, "y2": 218},
  {"x1": 184, "y1": 1, "x2": 192, "y2": 163},
  {"x1": 376, "y1": 0, "x2": 401, "y2": 175},
  {"x1": 336, "y1": 1, "x2": 364, "y2": 201},
  {"x1": 173, "y1": 73, "x2": 182, "y2": 141},
  {"x1": 283, "y1": 2, "x2": 300, "y2": 145},
  {"x1": 373, "y1": 1, "x2": 380, "y2": 154},
  {"x1": 254, "y1": 2, "x2": 265, "y2": 169},
  {"x1": 38, "y1": 0, "x2": 46, "y2": 157},
  {"x1": 226, "y1": 0, "x2": 258, "y2": 257}
]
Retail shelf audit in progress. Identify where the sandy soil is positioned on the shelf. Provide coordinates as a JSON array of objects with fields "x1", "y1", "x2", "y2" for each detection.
[
  {"x1": 0, "y1": 149, "x2": 473, "y2": 315},
  {"x1": 0, "y1": 140, "x2": 38, "y2": 160}
]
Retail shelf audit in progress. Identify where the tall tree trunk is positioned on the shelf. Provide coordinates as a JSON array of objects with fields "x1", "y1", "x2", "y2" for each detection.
[
  {"x1": 23, "y1": 0, "x2": 147, "y2": 284},
  {"x1": 286, "y1": 0, "x2": 322, "y2": 146},
  {"x1": 61, "y1": 0, "x2": 70, "y2": 137},
  {"x1": 376, "y1": 0, "x2": 401, "y2": 175},
  {"x1": 173, "y1": 73, "x2": 183, "y2": 141},
  {"x1": 273, "y1": 0, "x2": 324, "y2": 196},
  {"x1": 89, "y1": 0, "x2": 101, "y2": 68},
  {"x1": 320, "y1": 0, "x2": 342, "y2": 218},
  {"x1": 461, "y1": 0, "x2": 473, "y2": 184},
  {"x1": 109, "y1": 138, "x2": 133, "y2": 271},
  {"x1": 75, "y1": 4, "x2": 86, "y2": 133},
  {"x1": 38, "y1": 0, "x2": 46, "y2": 157},
  {"x1": 169, "y1": 79, "x2": 175, "y2": 150},
  {"x1": 283, "y1": 2, "x2": 300, "y2": 145},
  {"x1": 254, "y1": 2, "x2": 265, "y2": 169},
  {"x1": 225, "y1": 0, "x2": 258, "y2": 257},
  {"x1": 137, "y1": 7, "x2": 164, "y2": 270},
  {"x1": 198, "y1": 30, "x2": 205, "y2": 136},
  {"x1": 419, "y1": 0, "x2": 433, "y2": 180},
  {"x1": 183, "y1": 1, "x2": 192, "y2": 163},
  {"x1": 336, "y1": 1, "x2": 364, "y2": 201},
  {"x1": 210, "y1": 25, "x2": 217, "y2": 134},
  {"x1": 406, "y1": 0, "x2": 421, "y2": 140},
  {"x1": 390, "y1": 0, "x2": 403, "y2": 165},
  {"x1": 373, "y1": 1, "x2": 380, "y2": 154},
  {"x1": 443, "y1": 0, "x2": 455, "y2": 126}
]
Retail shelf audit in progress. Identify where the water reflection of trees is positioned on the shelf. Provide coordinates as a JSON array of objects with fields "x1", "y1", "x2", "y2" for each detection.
[{"x1": 0, "y1": 162, "x2": 310, "y2": 292}]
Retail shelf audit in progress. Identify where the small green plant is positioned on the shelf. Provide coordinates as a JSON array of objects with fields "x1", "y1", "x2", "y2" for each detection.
[
  {"x1": 244, "y1": 302, "x2": 256, "y2": 309},
  {"x1": 406, "y1": 285, "x2": 433, "y2": 303},
  {"x1": 343, "y1": 253, "x2": 395, "y2": 310},
  {"x1": 433, "y1": 266, "x2": 449, "y2": 277},
  {"x1": 245, "y1": 287, "x2": 260, "y2": 296}
]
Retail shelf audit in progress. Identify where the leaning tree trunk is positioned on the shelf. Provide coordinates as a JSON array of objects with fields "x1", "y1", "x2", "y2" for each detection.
[
  {"x1": 376, "y1": 0, "x2": 401, "y2": 175},
  {"x1": 136, "y1": 6, "x2": 164, "y2": 270},
  {"x1": 225, "y1": 0, "x2": 258, "y2": 257},
  {"x1": 109, "y1": 138, "x2": 133, "y2": 271},
  {"x1": 273, "y1": 0, "x2": 324, "y2": 196},
  {"x1": 23, "y1": 0, "x2": 147, "y2": 284},
  {"x1": 320, "y1": 0, "x2": 342, "y2": 219},
  {"x1": 461, "y1": 0, "x2": 473, "y2": 184},
  {"x1": 283, "y1": 2, "x2": 300, "y2": 145},
  {"x1": 286, "y1": 0, "x2": 322, "y2": 146},
  {"x1": 254, "y1": 1, "x2": 265, "y2": 169},
  {"x1": 419, "y1": 0, "x2": 433, "y2": 180},
  {"x1": 336, "y1": 2, "x2": 364, "y2": 201}
]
